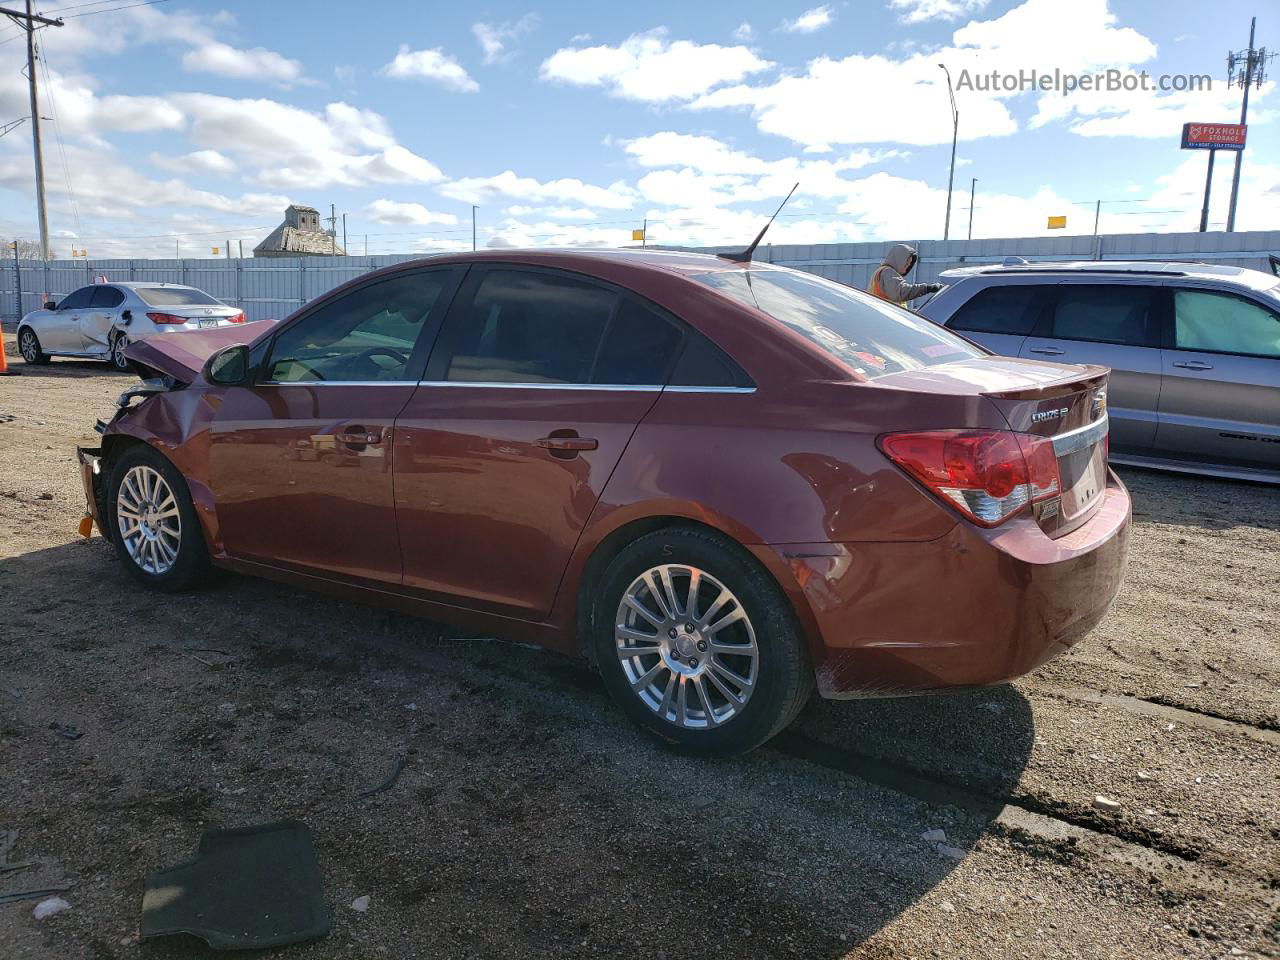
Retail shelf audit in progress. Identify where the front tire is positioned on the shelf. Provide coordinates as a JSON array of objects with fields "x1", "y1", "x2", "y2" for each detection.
[
  {"x1": 105, "y1": 445, "x2": 211, "y2": 591},
  {"x1": 593, "y1": 527, "x2": 813, "y2": 756},
  {"x1": 18, "y1": 327, "x2": 49, "y2": 365},
  {"x1": 109, "y1": 331, "x2": 129, "y2": 371}
]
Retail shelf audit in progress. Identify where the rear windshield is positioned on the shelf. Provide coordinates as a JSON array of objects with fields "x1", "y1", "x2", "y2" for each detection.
[
  {"x1": 696, "y1": 268, "x2": 985, "y2": 380},
  {"x1": 133, "y1": 286, "x2": 222, "y2": 307}
]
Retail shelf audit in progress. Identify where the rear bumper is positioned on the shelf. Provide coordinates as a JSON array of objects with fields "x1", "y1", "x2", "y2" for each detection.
[{"x1": 764, "y1": 469, "x2": 1132, "y2": 698}]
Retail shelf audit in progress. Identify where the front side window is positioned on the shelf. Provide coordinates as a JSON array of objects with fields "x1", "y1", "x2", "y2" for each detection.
[
  {"x1": 1173, "y1": 289, "x2": 1280, "y2": 359},
  {"x1": 696, "y1": 268, "x2": 983, "y2": 380},
  {"x1": 134, "y1": 287, "x2": 222, "y2": 307},
  {"x1": 948, "y1": 285, "x2": 1044, "y2": 335},
  {"x1": 57, "y1": 287, "x2": 95, "y2": 311},
  {"x1": 1050, "y1": 285, "x2": 1155, "y2": 347},
  {"x1": 433, "y1": 268, "x2": 681, "y2": 385},
  {"x1": 266, "y1": 271, "x2": 451, "y2": 382}
]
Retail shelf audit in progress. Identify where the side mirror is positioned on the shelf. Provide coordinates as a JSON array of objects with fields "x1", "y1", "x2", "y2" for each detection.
[
  {"x1": 121, "y1": 309, "x2": 133, "y2": 325},
  {"x1": 44, "y1": 300, "x2": 56, "y2": 311},
  {"x1": 203, "y1": 344, "x2": 251, "y2": 386}
]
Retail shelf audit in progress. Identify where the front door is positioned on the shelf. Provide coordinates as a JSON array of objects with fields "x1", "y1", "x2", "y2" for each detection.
[
  {"x1": 1155, "y1": 286, "x2": 1280, "y2": 471},
  {"x1": 209, "y1": 267, "x2": 462, "y2": 584},
  {"x1": 1018, "y1": 282, "x2": 1163, "y2": 456},
  {"x1": 394, "y1": 265, "x2": 683, "y2": 618},
  {"x1": 45, "y1": 286, "x2": 95, "y2": 352}
]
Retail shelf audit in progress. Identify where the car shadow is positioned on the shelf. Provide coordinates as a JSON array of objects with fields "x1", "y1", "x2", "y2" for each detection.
[
  {"x1": 1116, "y1": 465, "x2": 1280, "y2": 532},
  {"x1": 0, "y1": 359, "x2": 125, "y2": 380},
  {"x1": 0, "y1": 538, "x2": 1034, "y2": 959}
]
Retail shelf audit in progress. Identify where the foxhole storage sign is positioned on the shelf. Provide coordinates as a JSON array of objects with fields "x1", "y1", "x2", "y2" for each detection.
[{"x1": 1180, "y1": 123, "x2": 1247, "y2": 150}]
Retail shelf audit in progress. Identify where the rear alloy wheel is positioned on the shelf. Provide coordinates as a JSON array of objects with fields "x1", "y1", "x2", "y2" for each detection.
[
  {"x1": 106, "y1": 445, "x2": 210, "y2": 591},
  {"x1": 18, "y1": 327, "x2": 49, "y2": 365},
  {"x1": 110, "y1": 332, "x2": 129, "y2": 371},
  {"x1": 594, "y1": 528, "x2": 812, "y2": 756}
]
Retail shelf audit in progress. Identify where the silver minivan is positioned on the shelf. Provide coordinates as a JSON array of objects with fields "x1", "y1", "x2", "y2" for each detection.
[{"x1": 918, "y1": 261, "x2": 1280, "y2": 484}]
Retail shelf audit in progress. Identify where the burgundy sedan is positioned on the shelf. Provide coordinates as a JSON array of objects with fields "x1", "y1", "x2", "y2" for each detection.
[{"x1": 77, "y1": 249, "x2": 1130, "y2": 755}]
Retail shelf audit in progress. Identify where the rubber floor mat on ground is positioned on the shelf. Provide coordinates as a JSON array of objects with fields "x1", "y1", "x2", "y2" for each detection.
[{"x1": 141, "y1": 821, "x2": 330, "y2": 950}]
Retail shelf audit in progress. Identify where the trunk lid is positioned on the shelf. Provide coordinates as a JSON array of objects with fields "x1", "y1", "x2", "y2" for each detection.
[
  {"x1": 872, "y1": 356, "x2": 1111, "y2": 536},
  {"x1": 124, "y1": 320, "x2": 276, "y2": 385}
]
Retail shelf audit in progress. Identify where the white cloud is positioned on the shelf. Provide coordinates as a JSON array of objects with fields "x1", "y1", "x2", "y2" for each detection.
[
  {"x1": 150, "y1": 150, "x2": 237, "y2": 176},
  {"x1": 181, "y1": 42, "x2": 305, "y2": 85},
  {"x1": 438, "y1": 170, "x2": 638, "y2": 209},
  {"x1": 691, "y1": 0, "x2": 1160, "y2": 148},
  {"x1": 733, "y1": 22, "x2": 754, "y2": 41},
  {"x1": 889, "y1": 0, "x2": 991, "y2": 23},
  {"x1": 472, "y1": 14, "x2": 539, "y2": 65},
  {"x1": 780, "y1": 6, "x2": 834, "y2": 33},
  {"x1": 539, "y1": 28, "x2": 773, "y2": 102},
  {"x1": 365, "y1": 199, "x2": 459, "y2": 225},
  {"x1": 383, "y1": 45, "x2": 479, "y2": 93},
  {"x1": 1031, "y1": 80, "x2": 1270, "y2": 139}
]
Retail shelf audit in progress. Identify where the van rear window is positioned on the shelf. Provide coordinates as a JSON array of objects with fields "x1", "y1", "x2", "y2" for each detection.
[{"x1": 695, "y1": 268, "x2": 983, "y2": 380}]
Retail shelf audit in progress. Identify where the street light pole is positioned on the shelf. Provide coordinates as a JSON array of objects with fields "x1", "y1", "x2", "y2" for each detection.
[
  {"x1": 472, "y1": 205, "x2": 478, "y2": 251},
  {"x1": 938, "y1": 64, "x2": 959, "y2": 242},
  {"x1": 968, "y1": 178, "x2": 976, "y2": 240}
]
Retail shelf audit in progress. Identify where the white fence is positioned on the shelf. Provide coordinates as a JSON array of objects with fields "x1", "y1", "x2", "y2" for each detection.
[{"x1": 3, "y1": 230, "x2": 1277, "y2": 325}]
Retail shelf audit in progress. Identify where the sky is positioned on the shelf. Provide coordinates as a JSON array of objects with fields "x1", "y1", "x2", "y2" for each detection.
[{"x1": 0, "y1": 0, "x2": 1276, "y2": 259}]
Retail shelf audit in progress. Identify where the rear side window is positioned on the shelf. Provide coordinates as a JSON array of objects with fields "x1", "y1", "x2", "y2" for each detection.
[
  {"x1": 90, "y1": 286, "x2": 125, "y2": 308},
  {"x1": 134, "y1": 287, "x2": 221, "y2": 307},
  {"x1": 696, "y1": 268, "x2": 983, "y2": 380},
  {"x1": 1050, "y1": 286, "x2": 1155, "y2": 347},
  {"x1": 433, "y1": 269, "x2": 682, "y2": 386},
  {"x1": 669, "y1": 329, "x2": 753, "y2": 387},
  {"x1": 1173, "y1": 289, "x2": 1280, "y2": 358},
  {"x1": 947, "y1": 285, "x2": 1043, "y2": 335}
]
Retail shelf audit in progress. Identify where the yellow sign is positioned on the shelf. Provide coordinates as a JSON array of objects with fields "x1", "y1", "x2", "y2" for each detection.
[
  {"x1": 1047, "y1": 215, "x2": 1067, "y2": 229},
  {"x1": 212, "y1": 246, "x2": 221, "y2": 255},
  {"x1": 631, "y1": 229, "x2": 645, "y2": 241}
]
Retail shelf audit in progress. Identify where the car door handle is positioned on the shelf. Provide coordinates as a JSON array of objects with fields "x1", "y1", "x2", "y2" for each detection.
[
  {"x1": 1172, "y1": 360, "x2": 1214, "y2": 371},
  {"x1": 536, "y1": 435, "x2": 598, "y2": 451},
  {"x1": 336, "y1": 426, "x2": 383, "y2": 446},
  {"x1": 1029, "y1": 347, "x2": 1065, "y2": 356}
]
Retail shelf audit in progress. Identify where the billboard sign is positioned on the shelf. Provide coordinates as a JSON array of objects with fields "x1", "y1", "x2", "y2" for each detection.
[{"x1": 1181, "y1": 123, "x2": 1247, "y2": 150}]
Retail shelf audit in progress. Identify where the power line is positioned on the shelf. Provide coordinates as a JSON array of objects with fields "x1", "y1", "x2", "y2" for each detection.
[
  {"x1": 36, "y1": 36, "x2": 80, "y2": 239},
  {"x1": 58, "y1": 0, "x2": 170, "y2": 18}
]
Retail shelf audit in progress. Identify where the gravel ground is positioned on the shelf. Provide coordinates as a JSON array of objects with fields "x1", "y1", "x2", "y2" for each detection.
[{"x1": 1, "y1": 339, "x2": 1277, "y2": 960}]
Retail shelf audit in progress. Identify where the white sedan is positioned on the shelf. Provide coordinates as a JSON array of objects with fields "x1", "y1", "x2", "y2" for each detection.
[{"x1": 17, "y1": 281, "x2": 248, "y2": 371}]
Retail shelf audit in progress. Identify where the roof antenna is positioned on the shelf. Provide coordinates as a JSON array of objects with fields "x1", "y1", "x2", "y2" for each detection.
[{"x1": 717, "y1": 182, "x2": 799, "y2": 263}]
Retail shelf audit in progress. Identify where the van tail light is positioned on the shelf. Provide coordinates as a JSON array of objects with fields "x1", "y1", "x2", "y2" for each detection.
[
  {"x1": 146, "y1": 312, "x2": 186, "y2": 325},
  {"x1": 879, "y1": 429, "x2": 1061, "y2": 527},
  {"x1": 227, "y1": 311, "x2": 246, "y2": 324}
]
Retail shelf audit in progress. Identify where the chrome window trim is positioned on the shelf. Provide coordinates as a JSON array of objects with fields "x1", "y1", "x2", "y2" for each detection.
[
  {"x1": 663, "y1": 385, "x2": 756, "y2": 394},
  {"x1": 259, "y1": 380, "x2": 419, "y2": 387},
  {"x1": 254, "y1": 380, "x2": 758, "y2": 393},
  {"x1": 1051, "y1": 414, "x2": 1109, "y2": 457}
]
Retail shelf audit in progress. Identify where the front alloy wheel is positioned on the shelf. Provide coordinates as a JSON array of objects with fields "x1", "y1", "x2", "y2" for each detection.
[
  {"x1": 19, "y1": 328, "x2": 48, "y2": 364},
  {"x1": 116, "y1": 464, "x2": 182, "y2": 575}
]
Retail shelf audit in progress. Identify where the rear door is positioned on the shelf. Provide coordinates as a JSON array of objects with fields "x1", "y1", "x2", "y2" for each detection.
[
  {"x1": 1019, "y1": 281, "x2": 1162, "y2": 457},
  {"x1": 79, "y1": 285, "x2": 125, "y2": 353},
  {"x1": 208, "y1": 266, "x2": 463, "y2": 584},
  {"x1": 394, "y1": 265, "x2": 682, "y2": 618},
  {"x1": 938, "y1": 281, "x2": 1048, "y2": 357},
  {"x1": 1155, "y1": 285, "x2": 1280, "y2": 471},
  {"x1": 44, "y1": 286, "x2": 95, "y2": 352}
]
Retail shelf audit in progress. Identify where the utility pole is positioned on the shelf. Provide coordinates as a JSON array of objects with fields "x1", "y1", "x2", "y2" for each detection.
[
  {"x1": 1199, "y1": 149, "x2": 1216, "y2": 232},
  {"x1": 938, "y1": 64, "x2": 959, "y2": 241},
  {"x1": 4, "y1": 2, "x2": 63, "y2": 261},
  {"x1": 225, "y1": 239, "x2": 231, "y2": 260},
  {"x1": 1093, "y1": 200, "x2": 1101, "y2": 236},
  {"x1": 238, "y1": 239, "x2": 244, "y2": 259},
  {"x1": 325, "y1": 203, "x2": 338, "y2": 255},
  {"x1": 642, "y1": 217, "x2": 648, "y2": 248},
  {"x1": 1225, "y1": 18, "x2": 1273, "y2": 231},
  {"x1": 341, "y1": 213, "x2": 347, "y2": 254},
  {"x1": 471, "y1": 205, "x2": 478, "y2": 251},
  {"x1": 967, "y1": 178, "x2": 976, "y2": 240}
]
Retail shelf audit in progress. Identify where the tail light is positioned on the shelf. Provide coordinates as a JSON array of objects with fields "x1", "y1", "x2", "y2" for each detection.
[
  {"x1": 879, "y1": 429, "x2": 1061, "y2": 527},
  {"x1": 146, "y1": 312, "x2": 187, "y2": 325},
  {"x1": 227, "y1": 311, "x2": 246, "y2": 324}
]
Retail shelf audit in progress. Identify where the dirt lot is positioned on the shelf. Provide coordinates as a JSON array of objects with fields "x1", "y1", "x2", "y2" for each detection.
[{"x1": 2, "y1": 338, "x2": 1278, "y2": 960}]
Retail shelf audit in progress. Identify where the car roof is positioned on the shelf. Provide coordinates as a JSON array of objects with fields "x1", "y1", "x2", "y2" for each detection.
[
  {"x1": 395, "y1": 247, "x2": 758, "y2": 278},
  {"x1": 939, "y1": 259, "x2": 1278, "y2": 292}
]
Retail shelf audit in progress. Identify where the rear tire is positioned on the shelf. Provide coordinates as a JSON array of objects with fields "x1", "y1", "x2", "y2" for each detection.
[
  {"x1": 109, "y1": 331, "x2": 129, "y2": 372},
  {"x1": 593, "y1": 527, "x2": 812, "y2": 757},
  {"x1": 18, "y1": 327, "x2": 49, "y2": 365},
  {"x1": 105, "y1": 445, "x2": 211, "y2": 592}
]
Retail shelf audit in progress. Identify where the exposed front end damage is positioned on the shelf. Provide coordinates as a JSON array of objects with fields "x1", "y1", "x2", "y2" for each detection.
[{"x1": 77, "y1": 446, "x2": 105, "y2": 538}]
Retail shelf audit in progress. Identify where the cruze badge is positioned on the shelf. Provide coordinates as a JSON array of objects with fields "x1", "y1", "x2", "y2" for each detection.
[{"x1": 1031, "y1": 407, "x2": 1068, "y2": 424}]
